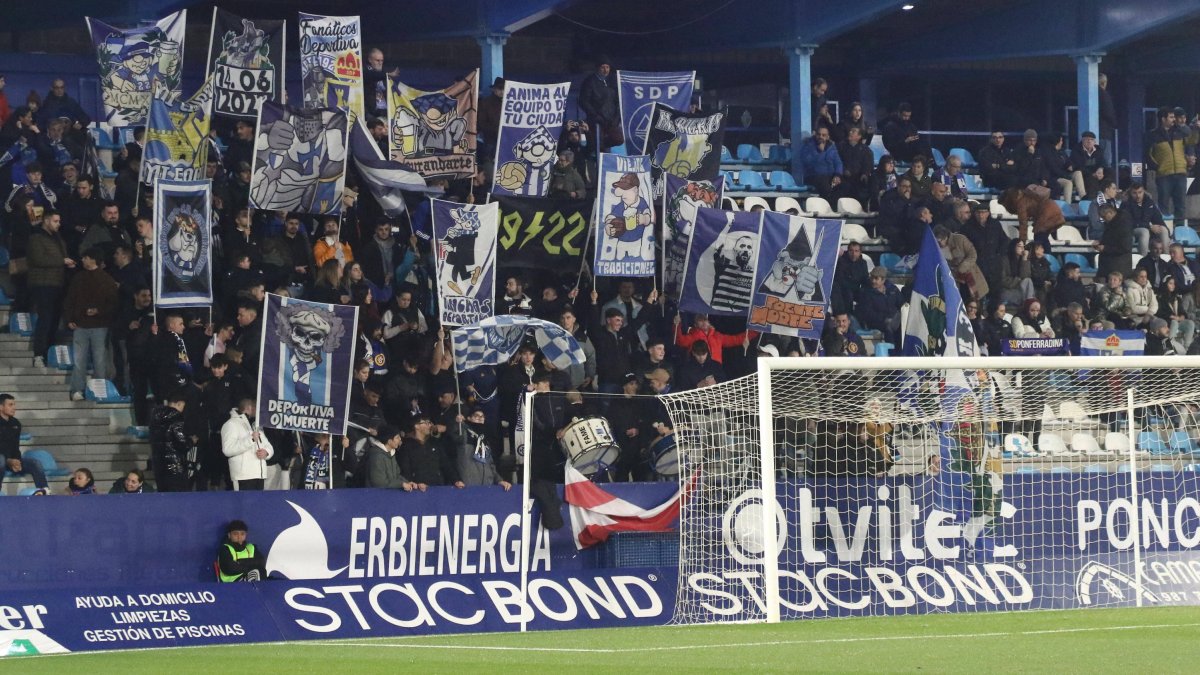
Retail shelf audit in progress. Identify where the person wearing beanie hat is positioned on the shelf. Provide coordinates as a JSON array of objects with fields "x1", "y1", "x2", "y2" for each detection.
[
  {"x1": 365, "y1": 424, "x2": 418, "y2": 491},
  {"x1": 1145, "y1": 316, "x2": 1176, "y2": 355},
  {"x1": 578, "y1": 54, "x2": 621, "y2": 151},
  {"x1": 1013, "y1": 128, "x2": 1051, "y2": 193},
  {"x1": 217, "y1": 519, "x2": 266, "y2": 582}
]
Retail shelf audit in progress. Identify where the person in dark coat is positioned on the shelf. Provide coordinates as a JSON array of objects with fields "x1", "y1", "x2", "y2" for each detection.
[
  {"x1": 676, "y1": 341, "x2": 726, "y2": 390},
  {"x1": 960, "y1": 202, "x2": 1010, "y2": 307},
  {"x1": 854, "y1": 267, "x2": 903, "y2": 345},
  {"x1": 977, "y1": 130, "x2": 1016, "y2": 190},
  {"x1": 606, "y1": 373, "x2": 649, "y2": 482},
  {"x1": 876, "y1": 177, "x2": 921, "y2": 256},
  {"x1": 577, "y1": 56, "x2": 621, "y2": 152},
  {"x1": 880, "y1": 103, "x2": 933, "y2": 165},
  {"x1": 149, "y1": 392, "x2": 191, "y2": 492},
  {"x1": 399, "y1": 412, "x2": 462, "y2": 488},
  {"x1": 837, "y1": 126, "x2": 874, "y2": 205},
  {"x1": 831, "y1": 241, "x2": 870, "y2": 316},
  {"x1": 1094, "y1": 203, "x2": 1134, "y2": 281}
]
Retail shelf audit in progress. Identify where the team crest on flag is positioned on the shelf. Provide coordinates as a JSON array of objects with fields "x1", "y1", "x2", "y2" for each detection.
[
  {"x1": 595, "y1": 154, "x2": 655, "y2": 277},
  {"x1": 153, "y1": 180, "x2": 213, "y2": 307},
  {"x1": 388, "y1": 70, "x2": 478, "y2": 180},
  {"x1": 617, "y1": 71, "x2": 694, "y2": 152},
  {"x1": 452, "y1": 316, "x2": 585, "y2": 373},
  {"x1": 642, "y1": 104, "x2": 726, "y2": 199},
  {"x1": 679, "y1": 209, "x2": 761, "y2": 316},
  {"x1": 87, "y1": 11, "x2": 186, "y2": 127},
  {"x1": 747, "y1": 212, "x2": 842, "y2": 340},
  {"x1": 258, "y1": 294, "x2": 359, "y2": 434},
  {"x1": 250, "y1": 101, "x2": 348, "y2": 215},
  {"x1": 433, "y1": 199, "x2": 498, "y2": 327},
  {"x1": 298, "y1": 13, "x2": 363, "y2": 118},
  {"x1": 663, "y1": 173, "x2": 723, "y2": 297},
  {"x1": 492, "y1": 81, "x2": 571, "y2": 197},
  {"x1": 207, "y1": 9, "x2": 285, "y2": 119},
  {"x1": 141, "y1": 76, "x2": 214, "y2": 185}
]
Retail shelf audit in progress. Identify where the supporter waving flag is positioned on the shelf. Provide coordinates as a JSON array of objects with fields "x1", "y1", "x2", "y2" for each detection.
[{"x1": 452, "y1": 316, "x2": 584, "y2": 372}]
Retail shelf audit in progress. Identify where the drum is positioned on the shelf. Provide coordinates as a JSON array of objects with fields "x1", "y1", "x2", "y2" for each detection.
[
  {"x1": 561, "y1": 417, "x2": 620, "y2": 476},
  {"x1": 649, "y1": 434, "x2": 678, "y2": 478}
]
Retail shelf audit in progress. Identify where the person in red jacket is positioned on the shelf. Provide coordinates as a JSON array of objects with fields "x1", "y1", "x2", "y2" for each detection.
[{"x1": 673, "y1": 313, "x2": 749, "y2": 365}]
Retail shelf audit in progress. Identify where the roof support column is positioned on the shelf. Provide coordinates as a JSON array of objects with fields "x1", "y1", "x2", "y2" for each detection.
[
  {"x1": 788, "y1": 43, "x2": 817, "y2": 180},
  {"x1": 478, "y1": 33, "x2": 509, "y2": 93},
  {"x1": 1074, "y1": 53, "x2": 1104, "y2": 139}
]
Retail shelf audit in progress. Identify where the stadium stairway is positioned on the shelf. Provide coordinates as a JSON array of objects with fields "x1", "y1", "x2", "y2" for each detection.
[{"x1": 0, "y1": 305, "x2": 148, "y2": 495}]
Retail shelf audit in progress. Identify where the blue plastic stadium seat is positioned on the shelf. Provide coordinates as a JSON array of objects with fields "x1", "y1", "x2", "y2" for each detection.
[
  {"x1": 84, "y1": 380, "x2": 132, "y2": 404},
  {"x1": 1169, "y1": 430, "x2": 1197, "y2": 454},
  {"x1": 736, "y1": 144, "x2": 765, "y2": 164},
  {"x1": 1065, "y1": 253, "x2": 1097, "y2": 274},
  {"x1": 1174, "y1": 225, "x2": 1200, "y2": 246},
  {"x1": 0, "y1": 245, "x2": 9, "y2": 267},
  {"x1": 738, "y1": 170, "x2": 771, "y2": 191},
  {"x1": 1077, "y1": 200, "x2": 1092, "y2": 216},
  {"x1": 930, "y1": 147, "x2": 947, "y2": 168},
  {"x1": 879, "y1": 252, "x2": 907, "y2": 273},
  {"x1": 720, "y1": 145, "x2": 733, "y2": 163},
  {"x1": 9, "y1": 312, "x2": 35, "y2": 337},
  {"x1": 47, "y1": 344, "x2": 74, "y2": 371},
  {"x1": 948, "y1": 147, "x2": 977, "y2": 168},
  {"x1": 22, "y1": 449, "x2": 70, "y2": 477},
  {"x1": 870, "y1": 144, "x2": 885, "y2": 165},
  {"x1": 1138, "y1": 430, "x2": 1170, "y2": 455},
  {"x1": 17, "y1": 487, "x2": 41, "y2": 496},
  {"x1": 1046, "y1": 253, "x2": 1062, "y2": 275},
  {"x1": 769, "y1": 170, "x2": 801, "y2": 192},
  {"x1": 766, "y1": 144, "x2": 790, "y2": 164}
]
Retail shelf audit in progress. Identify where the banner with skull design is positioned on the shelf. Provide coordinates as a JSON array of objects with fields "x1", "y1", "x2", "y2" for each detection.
[
  {"x1": 594, "y1": 153, "x2": 655, "y2": 277},
  {"x1": 153, "y1": 179, "x2": 213, "y2": 307},
  {"x1": 249, "y1": 100, "x2": 348, "y2": 215},
  {"x1": 662, "y1": 172, "x2": 724, "y2": 299},
  {"x1": 641, "y1": 104, "x2": 726, "y2": 200},
  {"x1": 388, "y1": 70, "x2": 479, "y2": 180},
  {"x1": 87, "y1": 10, "x2": 187, "y2": 127},
  {"x1": 298, "y1": 13, "x2": 363, "y2": 119},
  {"x1": 141, "y1": 76, "x2": 215, "y2": 186},
  {"x1": 432, "y1": 199, "x2": 498, "y2": 327},
  {"x1": 258, "y1": 293, "x2": 359, "y2": 435},
  {"x1": 491, "y1": 80, "x2": 571, "y2": 197},
  {"x1": 207, "y1": 9, "x2": 286, "y2": 119},
  {"x1": 746, "y1": 211, "x2": 843, "y2": 340},
  {"x1": 679, "y1": 208, "x2": 761, "y2": 316}
]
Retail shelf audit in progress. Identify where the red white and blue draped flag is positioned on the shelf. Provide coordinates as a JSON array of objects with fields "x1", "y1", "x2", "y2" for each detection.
[
  {"x1": 679, "y1": 208, "x2": 761, "y2": 316},
  {"x1": 257, "y1": 293, "x2": 359, "y2": 435},
  {"x1": 617, "y1": 70, "x2": 694, "y2": 152},
  {"x1": 433, "y1": 199, "x2": 498, "y2": 327},
  {"x1": 206, "y1": 9, "x2": 286, "y2": 120},
  {"x1": 565, "y1": 464, "x2": 689, "y2": 549},
  {"x1": 153, "y1": 179, "x2": 213, "y2": 308},
  {"x1": 87, "y1": 10, "x2": 187, "y2": 127},
  {"x1": 594, "y1": 153, "x2": 655, "y2": 277},
  {"x1": 491, "y1": 81, "x2": 571, "y2": 197},
  {"x1": 747, "y1": 212, "x2": 842, "y2": 341}
]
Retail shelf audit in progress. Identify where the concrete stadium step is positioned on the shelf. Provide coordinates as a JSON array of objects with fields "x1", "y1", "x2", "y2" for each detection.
[
  {"x1": 1, "y1": 373, "x2": 70, "y2": 383},
  {"x1": 0, "y1": 366, "x2": 69, "y2": 376}
]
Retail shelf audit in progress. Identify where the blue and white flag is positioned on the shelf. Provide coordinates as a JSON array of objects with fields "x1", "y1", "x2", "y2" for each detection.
[
  {"x1": 1080, "y1": 330, "x2": 1146, "y2": 355},
  {"x1": 433, "y1": 199, "x2": 498, "y2": 327},
  {"x1": 679, "y1": 208, "x2": 761, "y2": 316},
  {"x1": 453, "y1": 316, "x2": 585, "y2": 372},
  {"x1": 153, "y1": 179, "x2": 213, "y2": 307},
  {"x1": 258, "y1": 293, "x2": 359, "y2": 435},
  {"x1": 595, "y1": 153, "x2": 655, "y2": 277},
  {"x1": 141, "y1": 75, "x2": 214, "y2": 186},
  {"x1": 250, "y1": 100, "x2": 347, "y2": 215},
  {"x1": 662, "y1": 174, "x2": 724, "y2": 298},
  {"x1": 349, "y1": 115, "x2": 434, "y2": 217},
  {"x1": 617, "y1": 71, "x2": 694, "y2": 152},
  {"x1": 747, "y1": 213, "x2": 842, "y2": 340},
  {"x1": 491, "y1": 80, "x2": 571, "y2": 197},
  {"x1": 87, "y1": 10, "x2": 187, "y2": 127},
  {"x1": 902, "y1": 226, "x2": 979, "y2": 359}
]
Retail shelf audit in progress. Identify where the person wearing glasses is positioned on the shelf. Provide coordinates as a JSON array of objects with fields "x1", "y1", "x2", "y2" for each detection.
[{"x1": 977, "y1": 130, "x2": 1016, "y2": 191}]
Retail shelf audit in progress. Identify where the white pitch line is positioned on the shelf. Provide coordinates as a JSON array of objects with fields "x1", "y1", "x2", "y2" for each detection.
[{"x1": 294, "y1": 621, "x2": 1200, "y2": 654}]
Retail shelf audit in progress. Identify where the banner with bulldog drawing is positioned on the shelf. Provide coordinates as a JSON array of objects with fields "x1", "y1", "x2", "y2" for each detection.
[
  {"x1": 87, "y1": 10, "x2": 187, "y2": 127},
  {"x1": 249, "y1": 101, "x2": 348, "y2": 215},
  {"x1": 491, "y1": 81, "x2": 571, "y2": 197},
  {"x1": 388, "y1": 70, "x2": 479, "y2": 180},
  {"x1": 746, "y1": 212, "x2": 842, "y2": 340},
  {"x1": 207, "y1": 9, "x2": 286, "y2": 119},
  {"x1": 617, "y1": 71, "x2": 694, "y2": 153},
  {"x1": 433, "y1": 199, "x2": 498, "y2": 327},
  {"x1": 141, "y1": 77, "x2": 214, "y2": 186},
  {"x1": 662, "y1": 173, "x2": 724, "y2": 298},
  {"x1": 153, "y1": 179, "x2": 213, "y2": 307},
  {"x1": 679, "y1": 208, "x2": 761, "y2": 316},
  {"x1": 594, "y1": 153, "x2": 655, "y2": 277},
  {"x1": 257, "y1": 293, "x2": 359, "y2": 435},
  {"x1": 493, "y1": 195, "x2": 592, "y2": 271},
  {"x1": 298, "y1": 13, "x2": 363, "y2": 119},
  {"x1": 642, "y1": 104, "x2": 726, "y2": 200}
]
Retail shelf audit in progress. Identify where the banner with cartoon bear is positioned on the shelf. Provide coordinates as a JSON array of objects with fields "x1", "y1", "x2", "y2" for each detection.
[
  {"x1": 207, "y1": 9, "x2": 286, "y2": 119},
  {"x1": 491, "y1": 81, "x2": 571, "y2": 197},
  {"x1": 679, "y1": 208, "x2": 761, "y2": 316},
  {"x1": 433, "y1": 199, "x2": 498, "y2": 327},
  {"x1": 298, "y1": 13, "x2": 363, "y2": 119},
  {"x1": 594, "y1": 153, "x2": 655, "y2": 277},
  {"x1": 662, "y1": 173, "x2": 724, "y2": 298},
  {"x1": 642, "y1": 104, "x2": 726, "y2": 200},
  {"x1": 153, "y1": 179, "x2": 213, "y2": 307},
  {"x1": 141, "y1": 76, "x2": 214, "y2": 186},
  {"x1": 493, "y1": 195, "x2": 591, "y2": 270},
  {"x1": 87, "y1": 10, "x2": 187, "y2": 127},
  {"x1": 257, "y1": 293, "x2": 359, "y2": 435},
  {"x1": 249, "y1": 101, "x2": 348, "y2": 215},
  {"x1": 388, "y1": 70, "x2": 479, "y2": 180},
  {"x1": 747, "y1": 212, "x2": 842, "y2": 340},
  {"x1": 617, "y1": 71, "x2": 694, "y2": 153}
]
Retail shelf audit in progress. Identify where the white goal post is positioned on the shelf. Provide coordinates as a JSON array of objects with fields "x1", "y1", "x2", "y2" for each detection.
[{"x1": 663, "y1": 355, "x2": 1200, "y2": 625}]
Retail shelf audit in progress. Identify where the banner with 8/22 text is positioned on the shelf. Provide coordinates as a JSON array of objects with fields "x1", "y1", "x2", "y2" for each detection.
[
  {"x1": 257, "y1": 294, "x2": 359, "y2": 434},
  {"x1": 493, "y1": 195, "x2": 592, "y2": 271},
  {"x1": 492, "y1": 81, "x2": 571, "y2": 197},
  {"x1": 206, "y1": 9, "x2": 286, "y2": 119}
]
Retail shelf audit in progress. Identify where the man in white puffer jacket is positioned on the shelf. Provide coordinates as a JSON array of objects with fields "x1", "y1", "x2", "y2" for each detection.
[{"x1": 221, "y1": 399, "x2": 275, "y2": 491}]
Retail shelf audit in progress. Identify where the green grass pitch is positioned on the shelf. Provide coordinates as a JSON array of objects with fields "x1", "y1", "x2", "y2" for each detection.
[{"x1": 14, "y1": 606, "x2": 1200, "y2": 673}]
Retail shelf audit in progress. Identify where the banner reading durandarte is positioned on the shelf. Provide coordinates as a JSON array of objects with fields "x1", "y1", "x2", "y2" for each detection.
[
  {"x1": 594, "y1": 153, "x2": 655, "y2": 277},
  {"x1": 388, "y1": 70, "x2": 479, "y2": 180},
  {"x1": 491, "y1": 81, "x2": 571, "y2": 197},
  {"x1": 207, "y1": 9, "x2": 286, "y2": 119},
  {"x1": 249, "y1": 101, "x2": 348, "y2": 215},
  {"x1": 679, "y1": 208, "x2": 761, "y2": 316},
  {"x1": 298, "y1": 13, "x2": 363, "y2": 119},
  {"x1": 87, "y1": 10, "x2": 187, "y2": 127},
  {"x1": 617, "y1": 71, "x2": 694, "y2": 153},
  {"x1": 642, "y1": 104, "x2": 726, "y2": 199},
  {"x1": 493, "y1": 195, "x2": 591, "y2": 270},
  {"x1": 747, "y1": 212, "x2": 842, "y2": 340},
  {"x1": 257, "y1": 293, "x2": 359, "y2": 435},
  {"x1": 662, "y1": 173, "x2": 724, "y2": 298},
  {"x1": 153, "y1": 179, "x2": 213, "y2": 307},
  {"x1": 433, "y1": 199, "x2": 498, "y2": 327},
  {"x1": 141, "y1": 77, "x2": 214, "y2": 186}
]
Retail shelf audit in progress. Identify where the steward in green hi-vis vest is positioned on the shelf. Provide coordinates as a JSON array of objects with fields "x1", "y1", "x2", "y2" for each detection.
[
  {"x1": 219, "y1": 543, "x2": 257, "y2": 582},
  {"x1": 218, "y1": 519, "x2": 267, "y2": 582}
]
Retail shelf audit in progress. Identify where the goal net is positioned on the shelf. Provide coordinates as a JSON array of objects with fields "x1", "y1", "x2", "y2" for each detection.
[{"x1": 662, "y1": 355, "x2": 1200, "y2": 624}]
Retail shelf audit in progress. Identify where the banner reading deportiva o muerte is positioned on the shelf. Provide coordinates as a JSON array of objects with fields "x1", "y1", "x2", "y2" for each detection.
[
  {"x1": 207, "y1": 9, "x2": 286, "y2": 119},
  {"x1": 662, "y1": 173, "x2": 724, "y2": 298},
  {"x1": 493, "y1": 195, "x2": 591, "y2": 270},
  {"x1": 679, "y1": 208, "x2": 761, "y2": 316},
  {"x1": 388, "y1": 70, "x2": 479, "y2": 180},
  {"x1": 594, "y1": 153, "x2": 655, "y2": 277},
  {"x1": 642, "y1": 104, "x2": 726, "y2": 199},
  {"x1": 141, "y1": 77, "x2": 214, "y2": 186},
  {"x1": 258, "y1": 293, "x2": 359, "y2": 434},
  {"x1": 298, "y1": 13, "x2": 363, "y2": 119},
  {"x1": 492, "y1": 81, "x2": 571, "y2": 197},
  {"x1": 250, "y1": 101, "x2": 348, "y2": 215},
  {"x1": 153, "y1": 180, "x2": 213, "y2": 307},
  {"x1": 747, "y1": 212, "x2": 842, "y2": 340},
  {"x1": 86, "y1": 10, "x2": 187, "y2": 127},
  {"x1": 617, "y1": 71, "x2": 694, "y2": 153},
  {"x1": 433, "y1": 199, "x2": 498, "y2": 326}
]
